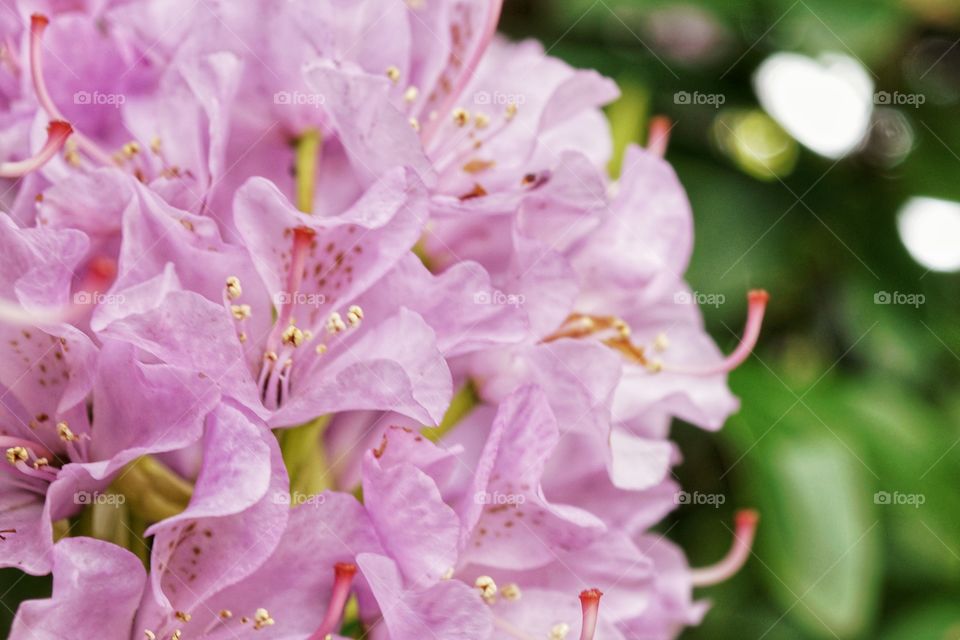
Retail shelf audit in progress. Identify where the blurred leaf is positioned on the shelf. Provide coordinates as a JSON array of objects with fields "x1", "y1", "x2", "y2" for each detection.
[
  {"x1": 879, "y1": 600, "x2": 960, "y2": 640},
  {"x1": 725, "y1": 365, "x2": 882, "y2": 638}
]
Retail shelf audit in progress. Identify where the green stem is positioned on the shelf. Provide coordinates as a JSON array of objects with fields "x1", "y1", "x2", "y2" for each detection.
[
  {"x1": 295, "y1": 128, "x2": 322, "y2": 213},
  {"x1": 421, "y1": 381, "x2": 479, "y2": 442},
  {"x1": 110, "y1": 456, "x2": 193, "y2": 523},
  {"x1": 277, "y1": 415, "x2": 333, "y2": 496}
]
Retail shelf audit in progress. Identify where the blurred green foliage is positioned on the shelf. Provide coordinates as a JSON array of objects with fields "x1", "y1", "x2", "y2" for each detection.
[{"x1": 502, "y1": 0, "x2": 960, "y2": 637}]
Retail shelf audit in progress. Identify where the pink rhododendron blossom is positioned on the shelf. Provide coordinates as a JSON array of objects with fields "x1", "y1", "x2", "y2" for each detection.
[{"x1": 0, "y1": 1, "x2": 769, "y2": 638}]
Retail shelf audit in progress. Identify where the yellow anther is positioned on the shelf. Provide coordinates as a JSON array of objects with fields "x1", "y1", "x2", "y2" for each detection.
[
  {"x1": 150, "y1": 137, "x2": 162, "y2": 154},
  {"x1": 225, "y1": 276, "x2": 242, "y2": 300},
  {"x1": 143, "y1": 632, "x2": 156, "y2": 640},
  {"x1": 6, "y1": 447, "x2": 27, "y2": 464},
  {"x1": 386, "y1": 66, "x2": 401, "y2": 83},
  {"x1": 57, "y1": 422, "x2": 77, "y2": 442},
  {"x1": 474, "y1": 575, "x2": 497, "y2": 602},
  {"x1": 175, "y1": 611, "x2": 191, "y2": 622},
  {"x1": 219, "y1": 610, "x2": 233, "y2": 619},
  {"x1": 654, "y1": 332, "x2": 670, "y2": 352},
  {"x1": 612, "y1": 318, "x2": 630, "y2": 338},
  {"x1": 253, "y1": 608, "x2": 275, "y2": 630},
  {"x1": 409, "y1": 117, "x2": 421, "y2": 132},
  {"x1": 500, "y1": 583, "x2": 521, "y2": 601},
  {"x1": 505, "y1": 103, "x2": 518, "y2": 120},
  {"x1": 33, "y1": 457, "x2": 48, "y2": 469},
  {"x1": 326, "y1": 312, "x2": 346, "y2": 334},
  {"x1": 231, "y1": 304, "x2": 251, "y2": 320},
  {"x1": 122, "y1": 142, "x2": 140, "y2": 156},
  {"x1": 404, "y1": 86, "x2": 419, "y2": 103},
  {"x1": 452, "y1": 107, "x2": 470, "y2": 127},
  {"x1": 281, "y1": 325, "x2": 305, "y2": 347},
  {"x1": 474, "y1": 112, "x2": 490, "y2": 129},
  {"x1": 316, "y1": 344, "x2": 328, "y2": 355},
  {"x1": 549, "y1": 623, "x2": 570, "y2": 639},
  {"x1": 346, "y1": 304, "x2": 364, "y2": 327}
]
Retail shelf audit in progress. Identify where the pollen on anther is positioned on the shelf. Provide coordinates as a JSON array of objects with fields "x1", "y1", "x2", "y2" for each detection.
[
  {"x1": 404, "y1": 86, "x2": 419, "y2": 103},
  {"x1": 253, "y1": 608, "x2": 275, "y2": 630},
  {"x1": 231, "y1": 304, "x2": 251, "y2": 320},
  {"x1": 654, "y1": 332, "x2": 670, "y2": 352},
  {"x1": 143, "y1": 631, "x2": 156, "y2": 640},
  {"x1": 501, "y1": 583, "x2": 521, "y2": 601},
  {"x1": 219, "y1": 610, "x2": 233, "y2": 619},
  {"x1": 316, "y1": 344, "x2": 327, "y2": 355},
  {"x1": 174, "y1": 611, "x2": 191, "y2": 622},
  {"x1": 57, "y1": 421, "x2": 77, "y2": 442},
  {"x1": 225, "y1": 276, "x2": 242, "y2": 300},
  {"x1": 452, "y1": 107, "x2": 470, "y2": 127},
  {"x1": 474, "y1": 575, "x2": 497, "y2": 602},
  {"x1": 549, "y1": 623, "x2": 570, "y2": 639},
  {"x1": 386, "y1": 66, "x2": 400, "y2": 83},
  {"x1": 5, "y1": 447, "x2": 27, "y2": 464},
  {"x1": 326, "y1": 312, "x2": 346, "y2": 334},
  {"x1": 505, "y1": 103, "x2": 518, "y2": 120},
  {"x1": 281, "y1": 325, "x2": 305, "y2": 347},
  {"x1": 409, "y1": 117, "x2": 421, "y2": 132},
  {"x1": 346, "y1": 305, "x2": 364, "y2": 327}
]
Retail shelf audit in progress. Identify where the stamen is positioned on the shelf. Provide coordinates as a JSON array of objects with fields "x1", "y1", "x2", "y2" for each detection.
[
  {"x1": 386, "y1": 65, "x2": 400, "y2": 83},
  {"x1": 647, "y1": 115, "x2": 672, "y2": 157},
  {"x1": 326, "y1": 312, "x2": 346, "y2": 334},
  {"x1": 225, "y1": 276, "x2": 242, "y2": 300},
  {"x1": 578, "y1": 589, "x2": 602, "y2": 640},
  {"x1": 29, "y1": 14, "x2": 115, "y2": 167},
  {"x1": 0, "y1": 120, "x2": 72, "y2": 178},
  {"x1": 690, "y1": 509, "x2": 759, "y2": 587},
  {"x1": 550, "y1": 623, "x2": 570, "y2": 640},
  {"x1": 308, "y1": 562, "x2": 357, "y2": 640},
  {"x1": 474, "y1": 575, "x2": 497, "y2": 603},
  {"x1": 252, "y1": 608, "x2": 275, "y2": 630},
  {"x1": 664, "y1": 290, "x2": 769, "y2": 376},
  {"x1": 419, "y1": 0, "x2": 504, "y2": 144}
]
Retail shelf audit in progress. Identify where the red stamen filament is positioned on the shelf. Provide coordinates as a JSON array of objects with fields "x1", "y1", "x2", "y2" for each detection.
[
  {"x1": 647, "y1": 115, "x2": 672, "y2": 157},
  {"x1": 690, "y1": 509, "x2": 759, "y2": 587},
  {"x1": 664, "y1": 290, "x2": 769, "y2": 376},
  {"x1": 308, "y1": 562, "x2": 357, "y2": 640},
  {"x1": 578, "y1": 588, "x2": 602, "y2": 640},
  {"x1": 0, "y1": 120, "x2": 72, "y2": 178},
  {"x1": 29, "y1": 14, "x2": 116, "y2": 167}
]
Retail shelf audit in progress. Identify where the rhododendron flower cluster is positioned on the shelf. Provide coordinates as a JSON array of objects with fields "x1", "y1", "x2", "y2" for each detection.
[{"x1": 0, "y1": 1, "x2": 767, "y2": 639}]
